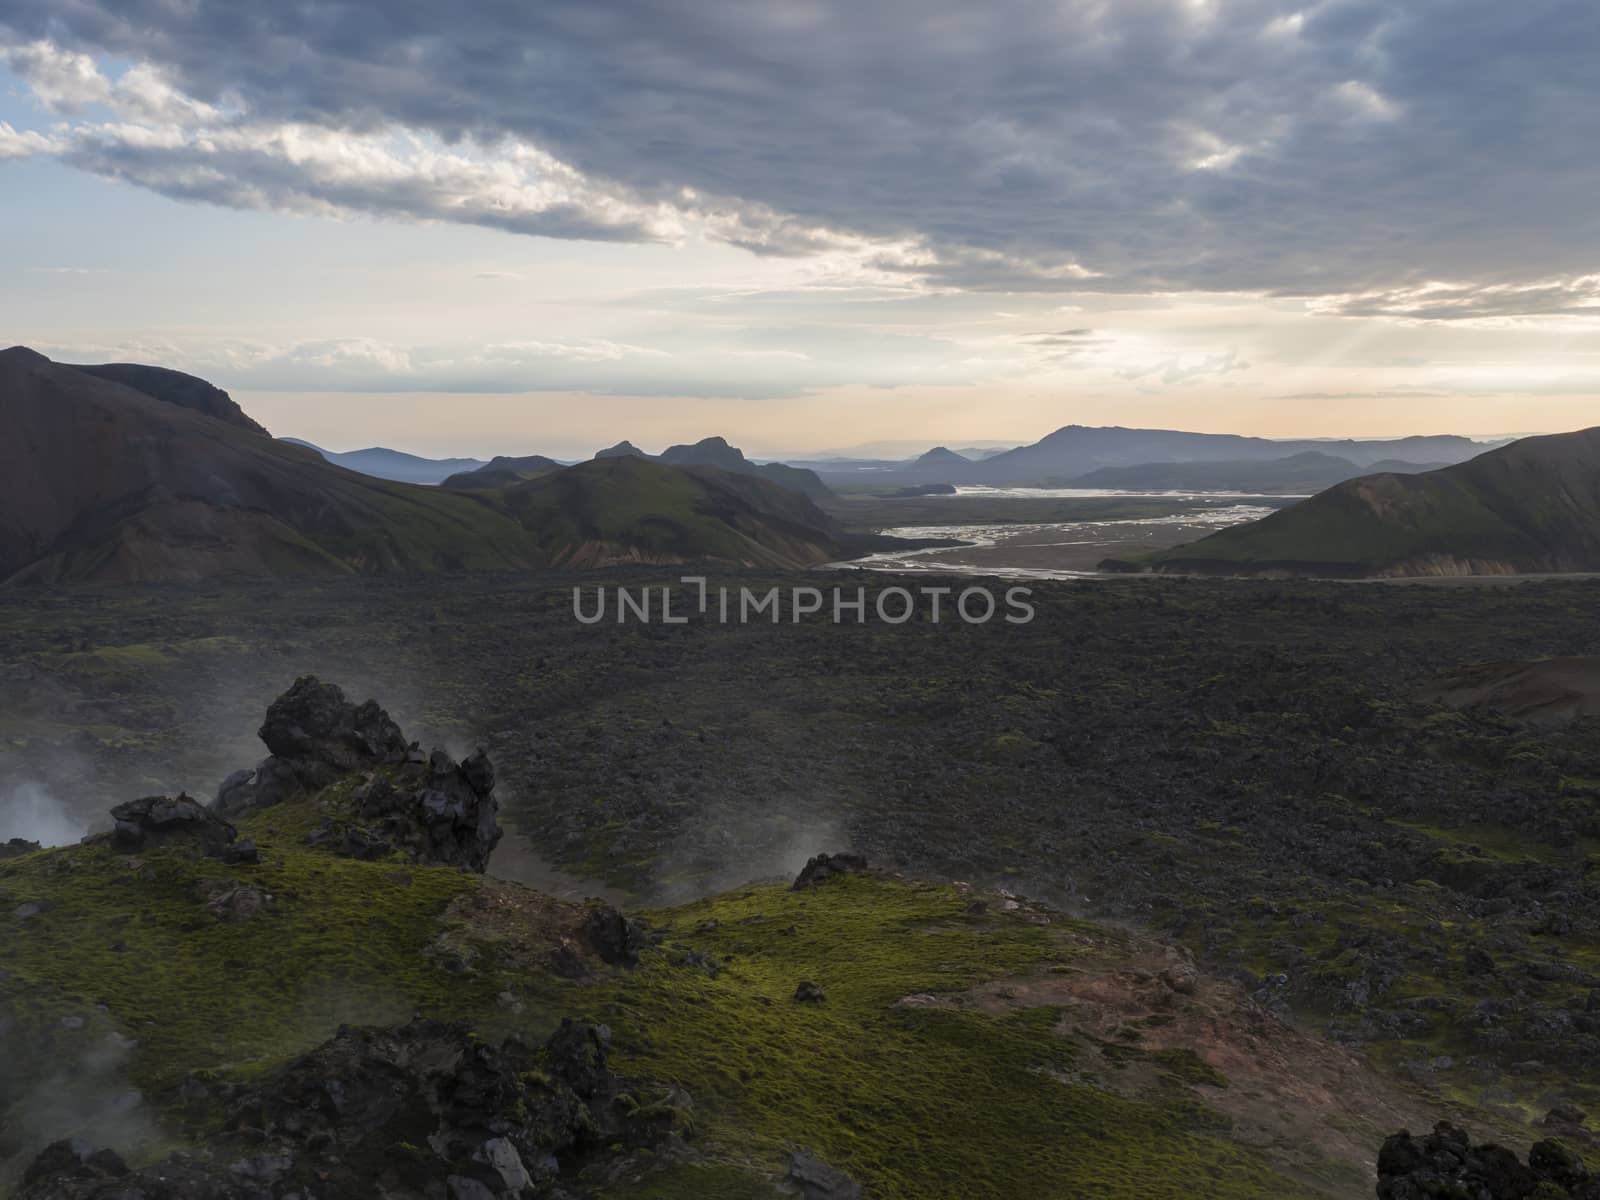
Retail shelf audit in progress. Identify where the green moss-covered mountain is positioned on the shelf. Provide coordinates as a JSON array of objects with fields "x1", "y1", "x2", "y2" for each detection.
[
  {"x1": 0, "y1": 349, "x2": 879, "y2": 584},
  {"x1": 1119, "y1": 426, "x2": 1600, "y2": 577},
  {"x1": 480, "y1": 455, "x2": 882, "y2": 569}
]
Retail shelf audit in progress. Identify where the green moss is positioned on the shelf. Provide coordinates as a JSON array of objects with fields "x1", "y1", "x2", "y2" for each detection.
[
  {"x1": 1147, "y1": 1047, "x2": 1230, "y2": 1089},
  {"x1": 568, "y1": 876, "x2": 1320, "y2": 1199},
  {"x1": 3, "y1": 849, "x2": 1325, "y2": 1199},
  {"x1": 0, "y1": 838, "x2": 482, "y2": 1090}
]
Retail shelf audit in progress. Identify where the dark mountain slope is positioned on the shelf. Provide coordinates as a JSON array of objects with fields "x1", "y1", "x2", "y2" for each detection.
[
  {"x1": 70, "y1": 361, "x2": 270, "y2": 436},
  {"x1": 1128, "y1": 427, "x2": 1600, "y2": 577},
  {"x1": 0, "y1": 348, "x2": 541, "y2": 584}
]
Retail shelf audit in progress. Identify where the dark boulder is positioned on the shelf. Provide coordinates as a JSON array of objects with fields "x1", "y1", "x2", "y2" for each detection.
[
  {"x1": 258, "y1": 675, "x2": 410, "y2": 778},
  {"x1": 1376, "y1": 1121, "x2": 1592, "y2": 1199},
  {"x1": 109, "y1": 794, "x2": 236, "y2": 856},
  {"x1": 786, "y1": 1150, "x2": 862, "y2": 1199},
  {"x1": 583, "y1": 905, "x2": 647, "y2": 967},
  {"x1": 792, "y1": 852, "x2": 870, "y2": 890},
  {"x1": 794, "y1": 980, "x2": 827, "y2": 1003},
  {"x1": 1, "y1": 837, "x2": 41, "y2": 860}
]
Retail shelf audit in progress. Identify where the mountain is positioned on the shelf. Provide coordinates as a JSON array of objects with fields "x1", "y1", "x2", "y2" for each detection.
[
  {"x1": 594, "y1": 439, "x2": 648, "y2": 459},
  {"x1": 0, "y1": 348, "x2": 548, "y2": 583},
  {"x1": 282, "y1": 439, "x2": 489, "y2": 485},
  {"x1": 1065, "y1": 451, "x2": 1441, "y2": 494},
  {"x1": 485, "y1": 455, "x2": 866, "y2": 569},
  {"x1": 594, "y1": 436, "x2": 833, "y2": 501},
  {"x1": 0, "y1": 350, "x2": 893, "y2": 583},
  {"x1": 953, "y1": 425, "x2": 1497, "y2": 485},
  {"x1": 914, "y1": 446, "x2": 972, "y2": 470},
  {"x1": 1123, "y1": 427, "x2": 1600, "y2": 577},
  {"x1": 440, "y1": 454, "x2": 565, "y2": 490},
  {"x1": 659, "y1": 435, "x2": 748, "y2": 471},
  {"x1": 70, "y1": 362, "x2": 270, "y2": 435},
  {"x1": 805, "y1": 426, "x2": 1500, "y2": 489}
]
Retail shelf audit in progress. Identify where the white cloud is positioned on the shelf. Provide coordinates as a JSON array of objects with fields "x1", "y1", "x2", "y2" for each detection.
[
  {"x1": 0, "y1": 120, "x2": 55, "y2": 159},
  {"x1": 0, "y1": 39, "x2": 112, "y2": 113}
]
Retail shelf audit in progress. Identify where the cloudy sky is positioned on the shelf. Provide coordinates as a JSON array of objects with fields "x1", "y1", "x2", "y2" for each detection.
[{"x1": 2, "y1": 0, "x2": 1597, "y2": 458}]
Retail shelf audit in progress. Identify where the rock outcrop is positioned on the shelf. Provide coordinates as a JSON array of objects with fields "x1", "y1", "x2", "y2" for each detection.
[
  {"x1": 16, "y1": 1017, "x2": 692, "y2": 1200},
  {"x1": 109, "y1": 795, "x2": 237, "y2": 857},
  {"x1": 1377, "y1": 1121, "x2": 1600, "y2": 1199},
  {"x1": 0, "y1": 838, "x2": 41, "y2": 860},
  {"x1": 214, "y1": 677, "x2": 502, "y2": 873},
  {"x1": 786, "y1": 1150, "x2": 862, "y2": 1200}
]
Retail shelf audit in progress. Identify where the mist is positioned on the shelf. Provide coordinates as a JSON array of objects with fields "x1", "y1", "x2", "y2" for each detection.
[{"x1": 0, "y1": 781, "x2": 87, "y2": 847}]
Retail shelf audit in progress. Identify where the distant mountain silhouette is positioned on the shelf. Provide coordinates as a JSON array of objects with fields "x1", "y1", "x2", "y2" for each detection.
[
  {"x1": 807, "y1": 425, "x2": 1499, "y2": 488},
  {"x1": 72, "y1": 362, "x2": 270, "y2": 436},
  {"x1": 913, "y1": 446, "x2": 971, "y2": 469},
  {"x1": 283, "y1": 440, "x2": 489, "y2": 485},
  {"x1": 441, "y1": 454, "x2": 566, "y2": 490},
  {"x1": 941, "y1": 426, "x2": 1497, "y2": 485},
  {"x1": 1066, "y1": 451, "x2": 1441, "y2": 494},
  {"x1": 1122, "y1": 427, "x2": 1600, "y2": 577},
  {"x1": 594, "y1": 440, "x2": 648, "y2": 459},
  {"x1": 592, "y1": 436, "x2": 832, "y2": 500}
]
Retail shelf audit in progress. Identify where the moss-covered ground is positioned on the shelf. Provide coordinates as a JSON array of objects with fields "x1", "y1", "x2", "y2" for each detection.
[
  {"x1": 1, "y1": 826, "x2": 1332, "y2": 1199},
  {"x1": 6, "y1": 573, "x2": 1600, "y2": 1190}
]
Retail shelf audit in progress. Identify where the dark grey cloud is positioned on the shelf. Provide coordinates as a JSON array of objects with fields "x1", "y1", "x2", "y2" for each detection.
[{"x1": 4, "y1": 0, "x2": 1599, "y2": 302}]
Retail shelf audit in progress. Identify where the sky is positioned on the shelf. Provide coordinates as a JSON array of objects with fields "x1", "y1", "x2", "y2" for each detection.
[{"x1": 2, "y1": 0, "x2": 1598, "y2": 459}]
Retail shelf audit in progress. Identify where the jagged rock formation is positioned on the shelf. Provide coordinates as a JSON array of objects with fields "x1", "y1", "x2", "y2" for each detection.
[
  {"x1": 109, "y1": 795, "x2": 237, "y2": 857},
  {"x1": 215, "y1": 676, "x2": 502, "y2": 872},
  {"x1": 1377, "y1": 1122, "x2": 1599, "y2": 1199},
  {"x1": 16, "y1": 1017, "x2": 691, "y2": 1200},
  {"x1": 0, "y1": 839, "x2": 41, "y2": 861}
]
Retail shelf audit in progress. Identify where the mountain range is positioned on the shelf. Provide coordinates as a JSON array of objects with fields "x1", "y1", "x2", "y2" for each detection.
[
  {"x1": 0, "y1": 348, "x2": 877, "y2": 583},
  {"x1": 282, "y1": 440, "x2": 491, "y2": 485},
  {"x1": 586, "y1": 436, "x2": 834, "y2": 501},
  {"x1": 1064, "y1": 450, "x2": 1444, "y2": 494},
  {"x1": 858, "y1": 426, "x2": 1504, "y2": 487},
  {"x1": 1121, "y1": 427, "x2": 1600, "y2": 577}
]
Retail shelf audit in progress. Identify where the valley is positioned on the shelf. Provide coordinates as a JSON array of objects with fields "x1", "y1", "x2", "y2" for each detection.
[{"x1": 5, "y1": 569, "x2": 1600, "y2": 1197}]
